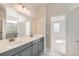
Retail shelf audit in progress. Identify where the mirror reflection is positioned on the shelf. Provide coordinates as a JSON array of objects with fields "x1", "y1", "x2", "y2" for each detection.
[
  {"x1": 6, "y1": 16, "x2": 17, "y2": 39},
  {"x1": 6, "y1": 15, "x2": 31, "y2": 39},
  {"x1": 0, "y1": 4, "x2": 33, "y2": 39}
]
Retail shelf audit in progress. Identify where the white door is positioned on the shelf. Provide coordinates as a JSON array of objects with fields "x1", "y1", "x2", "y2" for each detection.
[
  {"x1": 66, "y1": 7, "x2": 79, "y2": 55},
  {"x1": 51, "y1": 16, "x2": 65, "y2": 55}
]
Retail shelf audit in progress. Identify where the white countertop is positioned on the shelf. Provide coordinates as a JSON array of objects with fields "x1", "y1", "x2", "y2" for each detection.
[{"x1": 0, "y1": 34, "x2": 44, "y2": 54}]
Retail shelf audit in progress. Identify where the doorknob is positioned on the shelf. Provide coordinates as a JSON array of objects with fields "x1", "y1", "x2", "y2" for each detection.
[
  {"x1": 76, "y1": 40, "x2": 79, "y2": 42},
  {"x1": 0, "y1": 32, "x2": 2, "y2": 34}
]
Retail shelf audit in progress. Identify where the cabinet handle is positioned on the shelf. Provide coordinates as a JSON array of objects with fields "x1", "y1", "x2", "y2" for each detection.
[{"x1": 76, "y1": 40, "x2": 79, "y2": 42}]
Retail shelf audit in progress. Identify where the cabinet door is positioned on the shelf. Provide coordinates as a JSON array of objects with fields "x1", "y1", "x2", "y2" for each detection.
[
  {"x1": 39, "y1": 41, "x2": 43, "y2": 54},
  {"x1": 38, "y1": 38, "x2": 44, "y2": 54},
  {"x1": 32, "y1": 43, "x2": 39, "y2": 56},
  {"x1": 21, "y1": 47, "x2": 32, "y2": 56},
  {"x1": 66, "y1": 8, "x2": 79, "y2": 55},
  {"x1": 41, "y1": 38, "x2": 44, "y2": 52}
]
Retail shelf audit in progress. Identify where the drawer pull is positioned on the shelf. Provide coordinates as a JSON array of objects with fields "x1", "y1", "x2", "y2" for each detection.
[{"x1": 76, "y1": 40, "x2": 79, "y2": 42}]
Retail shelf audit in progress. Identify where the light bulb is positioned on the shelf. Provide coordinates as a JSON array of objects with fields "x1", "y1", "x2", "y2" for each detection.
[
  {"x1": 15, "y1": 4, "x2": 23, "y2": 12},
  {"x1": 23, "y1": 7, "x2": 26, "y2": 13},
  {"x1": 26, "y1": 8, "x2": 31, "y2": 16}
]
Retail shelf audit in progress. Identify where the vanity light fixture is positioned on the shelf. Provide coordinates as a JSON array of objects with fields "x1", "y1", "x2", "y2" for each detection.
[
  {"x1": 26, "y1": 8, "x2": 31, "y2": 16},
  {"x1": 23, "y1": 7, "x2": 26, "y2": 13},
  {"x1": 15, "y1": 3, "x2": 31, "y2": 16},
  {"x1": 15, "y1": 4, "x2": 23, "y2": 12}
]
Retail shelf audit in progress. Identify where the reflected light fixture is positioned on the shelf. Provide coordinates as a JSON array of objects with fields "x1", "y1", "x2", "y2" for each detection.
[
  {"x1": 15, "y1": 3, "x2": 31, "y2": 16},
  {"x1": 15, "y1": 4, "x2": 23, "y2": 12},
  {"x1": 26, "y1": 8, "x2": 31, "y2": 16}
]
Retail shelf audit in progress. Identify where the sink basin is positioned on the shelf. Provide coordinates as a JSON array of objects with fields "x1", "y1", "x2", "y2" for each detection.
[{"x1": 6, "y1": 41, "x2": 23, "y2": 49}]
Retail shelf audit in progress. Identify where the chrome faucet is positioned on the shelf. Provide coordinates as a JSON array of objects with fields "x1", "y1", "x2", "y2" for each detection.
[{"x1": 9, "y1": 38, "x2": 15, "y2": 42}]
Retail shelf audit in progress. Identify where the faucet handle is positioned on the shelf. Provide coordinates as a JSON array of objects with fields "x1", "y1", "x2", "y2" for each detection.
[{"x1": 9, "y1": 38, "x2": 15, "y2": 42}]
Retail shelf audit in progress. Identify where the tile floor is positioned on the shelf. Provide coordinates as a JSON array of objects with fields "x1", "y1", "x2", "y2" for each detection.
[{"x1": 39, "y1": 49, "x2": 65, "y2": 56}]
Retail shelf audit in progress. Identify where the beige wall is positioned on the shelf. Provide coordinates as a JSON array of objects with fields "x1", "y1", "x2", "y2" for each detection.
[
  {"x1": 31, "y1": 17, "x2": 37, "y2": 34},
  {"x1": 32, "y1": 6, "x2": 46, "y2": 35},
  {"x1": 0, "y1": 5, "x2": 6, "y2": 18},
  {"x1": 36, "y1": 6, "x2": 46, "y2": 35}
]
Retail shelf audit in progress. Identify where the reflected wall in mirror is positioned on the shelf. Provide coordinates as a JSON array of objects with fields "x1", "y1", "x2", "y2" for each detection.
[
  {"x1": 17, "y1": 21, "x2": 26, "y2": 37},
  {"x1": 6, "y1": 18, "x2": 17, "y2": 39},
  {"x1": 6, "y1": 15, "x2": 27, "y2": 39},
  {"x1": 25, "y1": 21, "x2": 31, "y2": 36},
  {"x1": 0, "y1": 6, "x2": 32, "y2": 39}
]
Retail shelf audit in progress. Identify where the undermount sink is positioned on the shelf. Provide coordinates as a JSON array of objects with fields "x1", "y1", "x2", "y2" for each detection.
[{"x1": 6, "y1": 41, "x2": 23, "y2": 49}]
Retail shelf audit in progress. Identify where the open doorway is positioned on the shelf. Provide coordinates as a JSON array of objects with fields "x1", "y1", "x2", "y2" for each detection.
[{"x1": 50, "y1": 15, "x2": 65, "y2": 55}]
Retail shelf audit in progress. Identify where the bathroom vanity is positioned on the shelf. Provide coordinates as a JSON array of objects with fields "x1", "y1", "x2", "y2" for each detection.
[{"x1": 0, "y1": 35, "x2": 44, "y2": 56}]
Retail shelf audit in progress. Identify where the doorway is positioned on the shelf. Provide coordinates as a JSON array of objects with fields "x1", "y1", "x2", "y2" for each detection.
[{"x1": 50, "y1": 15, "x2": 65, "y2": 55}]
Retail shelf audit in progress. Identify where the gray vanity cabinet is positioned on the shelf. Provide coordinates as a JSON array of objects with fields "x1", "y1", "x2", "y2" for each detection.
[
  {"x1": 32, "y1": 37, "x2": 44, "y2": 56},
  {"x1": 38, "y1": 41, "x2": 43, "y2": 54},
  {"x1": 13, "y1": 42, "x2": 32, "y2": 56},
  {"x1": 38, "y1": 37, "x2": 44, "y2": 55},
  {"x1": 32, "y1": 43, "x2": 39, "y2": 56},
  {"x1": 40, "y1": 37, "x2": 44, "y2": 53},
  {"x1": 0, "y1": 37, "x2": 44, "y2": 56}
]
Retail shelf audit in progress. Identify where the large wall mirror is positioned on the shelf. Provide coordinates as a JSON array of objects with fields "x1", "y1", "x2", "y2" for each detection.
[
  {"x1": 6, "y1": 16, "x2": 17, "y2": 39},
  {"x1": 5, "y1": 7, "x2": 32, "y2": 39},
  {"x1": 6, "y1": 15, "x2": 31, "y2": 39},
  {"x1": 0, "y1": 5, "x2": 32, "y2": 39}
]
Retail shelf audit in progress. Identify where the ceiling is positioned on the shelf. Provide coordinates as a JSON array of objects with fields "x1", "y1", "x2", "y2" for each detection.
[
  {"x1": 3, "y1": 3, "x2": 78, "y2": 7},
  {"x1": 22, "y1": 3, "x2": 78, "y2": 7}
]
